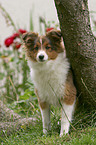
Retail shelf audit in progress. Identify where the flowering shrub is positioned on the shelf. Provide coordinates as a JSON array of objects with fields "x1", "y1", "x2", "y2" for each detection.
[{"x1": 4, "y1": 29, "x2": 27, "y2": 49}]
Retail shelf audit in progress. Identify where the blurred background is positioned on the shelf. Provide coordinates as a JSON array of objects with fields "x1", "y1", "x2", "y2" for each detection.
[
  {"x1": 0, "y1": 0, "x2": 58, "y2": 44},
  {"x1": 0, "y1": 0, "x2": 96, "y2": 44}
]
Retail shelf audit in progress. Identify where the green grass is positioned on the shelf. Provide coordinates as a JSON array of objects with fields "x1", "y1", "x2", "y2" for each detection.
[
  {"x1": 0, "y1": 105, "x2": 96, "y2": 145},
  {"x1": 0, "y1": 87, "x2": 96, "y2": 145},
  {"x1": 1, "y1": 85, "x2": 96, "y2": 145},
  {"x1": 0, "y1": 124, "x2": 96, "y2": 145}
]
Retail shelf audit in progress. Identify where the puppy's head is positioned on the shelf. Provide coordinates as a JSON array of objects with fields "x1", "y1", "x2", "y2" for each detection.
[{"x1": 22, "y1": 30, "x2": 64, "y2": 63}]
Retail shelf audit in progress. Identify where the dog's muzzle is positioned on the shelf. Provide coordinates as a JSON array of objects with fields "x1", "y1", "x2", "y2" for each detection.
[{"x1": 36, "y1": 50, "x2": 48, "y2": 62}]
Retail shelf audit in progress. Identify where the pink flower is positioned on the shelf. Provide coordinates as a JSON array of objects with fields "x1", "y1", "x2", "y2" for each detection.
[
  {"x1": 18, "y1": 29, "x2": 27, "y2": 34},
  {"x1": 4, "y1": 36, "x2": 14, "y2": 47},
  {"x1": 46, "y1": 27, "x2": 54, "y2": 32}
]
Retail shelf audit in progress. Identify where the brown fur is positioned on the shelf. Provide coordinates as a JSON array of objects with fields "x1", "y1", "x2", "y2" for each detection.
[
  {"x1": 35, "y1": 88, "x2": 48, "y2": 109},
  {"x1": 24, "y1": 46, "x2": 38, "y2": 62},
  {"x1": 61, "y1": 71, "x2": 76, "y2": 105},
  {"x1": 39, "y1": 101, "x2": 49, "y2": 109}
]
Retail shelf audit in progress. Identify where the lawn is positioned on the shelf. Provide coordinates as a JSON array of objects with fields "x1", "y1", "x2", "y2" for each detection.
[
  {"x1": 1, "y1": 122, "x2": 96, "y2": 145},
  {"x1": 0, "y1": 104, "x2": 96, "y2": 145}
]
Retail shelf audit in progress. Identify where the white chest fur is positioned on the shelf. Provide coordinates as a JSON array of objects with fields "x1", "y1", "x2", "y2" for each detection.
[{"x1": 28, "y1": 53, "x2": 70, "y2": 105}]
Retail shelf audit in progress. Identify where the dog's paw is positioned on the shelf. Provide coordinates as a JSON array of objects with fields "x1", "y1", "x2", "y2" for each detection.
[{"x1": 60, "y1": 130, "x2": 69, "y2": 137}]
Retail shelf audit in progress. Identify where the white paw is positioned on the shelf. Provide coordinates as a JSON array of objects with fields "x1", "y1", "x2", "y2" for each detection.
[
  {"x1": 60, "y1": 132, "x2": 63, "y2": 137},
  {"x1": 43, "y1": 128, "x2": 48, "y2": 134},
  {"x1": 60, "y1": 129, "x2": 68, "y2": 137}
]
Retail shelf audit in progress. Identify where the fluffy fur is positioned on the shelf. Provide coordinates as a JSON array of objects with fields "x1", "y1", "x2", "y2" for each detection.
[
  {"x1": 22, "y1": 30, "x2": 76, "y2": 136},
  {"x1": 28, "y1": 53, "x2": 69, "y2": 105}
]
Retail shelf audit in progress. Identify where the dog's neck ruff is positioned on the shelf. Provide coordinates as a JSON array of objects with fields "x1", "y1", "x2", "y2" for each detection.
[{"x1": 28, "y1": 52, "x2": 70, "y2": 105}]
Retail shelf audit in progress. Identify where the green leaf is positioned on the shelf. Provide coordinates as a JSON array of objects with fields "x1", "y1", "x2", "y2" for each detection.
[
  {"x1": 0, "y1": 52, "x2": 2, "y2": 57},
  {"x1": 19, "y1": 95, "x2": 30, "y2": 100},
  {"x1": 30, "y1": 10, "x2": 34, "y2": 31},
  {"x1": 0, "y1": 72, "x2": 5, "y2": 80}
]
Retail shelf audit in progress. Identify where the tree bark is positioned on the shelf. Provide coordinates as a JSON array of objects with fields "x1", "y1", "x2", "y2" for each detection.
[{"x1": 54, "y1": 0, "x2": 96, "y2": 109}]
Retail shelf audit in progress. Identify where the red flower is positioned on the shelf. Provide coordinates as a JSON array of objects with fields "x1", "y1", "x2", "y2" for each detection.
[
  {"x1": 4, "y1": 36, "x2": 14, "y2": 47},
  {"x1": 4, "y1": 28, "x2": 27, "y2": 48},
  {"x1": 12, "y1": 33, "x2": 20, "y2": 39},
  {"x1": 15, "y1": 43, "x2": 21, "y2": 49},
  {"x1": 46, "y1": 27, "x2": 54, "y2": 32},
  {"x1": 18, "y1": 29, "x2": 27, "y2": 34},
  {"x1": 14, "y1": 42, "x2": 21, "y2": 49}
]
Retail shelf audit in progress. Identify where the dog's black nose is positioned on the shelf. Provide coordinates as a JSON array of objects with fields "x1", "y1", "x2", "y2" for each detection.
[{"x1": 39, "y1": 55, "x2": 44, "y2": 60}]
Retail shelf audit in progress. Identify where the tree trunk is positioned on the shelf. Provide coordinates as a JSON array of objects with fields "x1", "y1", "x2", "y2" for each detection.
[{"x1": 54, "y1": 0, "x2": 96, "y2": 109}]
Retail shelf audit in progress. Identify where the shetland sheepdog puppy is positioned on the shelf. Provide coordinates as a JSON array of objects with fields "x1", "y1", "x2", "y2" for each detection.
[{"x1": 22, "y1": 30, "x2": 76, "y2": 136}]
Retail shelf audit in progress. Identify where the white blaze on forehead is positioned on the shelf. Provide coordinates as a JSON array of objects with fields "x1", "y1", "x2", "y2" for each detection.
[
  {"x1": 40, "y1": 37, "x2": 43, "y2": 49},
  {"x1": 40, "y1": 37, "x2": 42, "y2": 45}
]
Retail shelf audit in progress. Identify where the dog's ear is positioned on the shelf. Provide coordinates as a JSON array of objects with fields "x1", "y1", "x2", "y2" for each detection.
[
  {"x1": 22, "y1": 32, "x2": 38, "y2": 47},
  {"x1": 46, "y1": 30, "x2": 62, "y2": 43},
  {"x1": 22, "y1": 32, "x2": 28, "y2": 41}
]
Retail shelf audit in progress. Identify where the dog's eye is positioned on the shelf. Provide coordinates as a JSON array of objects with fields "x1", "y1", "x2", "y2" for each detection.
[
  {"x1": 26, "y1": 39, "x2": 32, "y2": 44},
  {"x1": 34, "y1": 46, "x2": 38, "y2": 50},
  {"x1": 26, "y1": 39, "x2": 32, "y2": 45},
  {"x1": 46, "y1": 46, "x2": 50, "y2": 50}
]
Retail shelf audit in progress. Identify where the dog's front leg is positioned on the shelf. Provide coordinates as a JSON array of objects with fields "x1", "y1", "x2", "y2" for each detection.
[
  {"x1": 60, "y1": 102, "x2": 75, "y2": 136},
  {"x1": 39, "y1": 101, "x2": 50, "y2": 134},
  {"x1": 60, "y1": 71, "x2": 76, "y2": 136}
]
